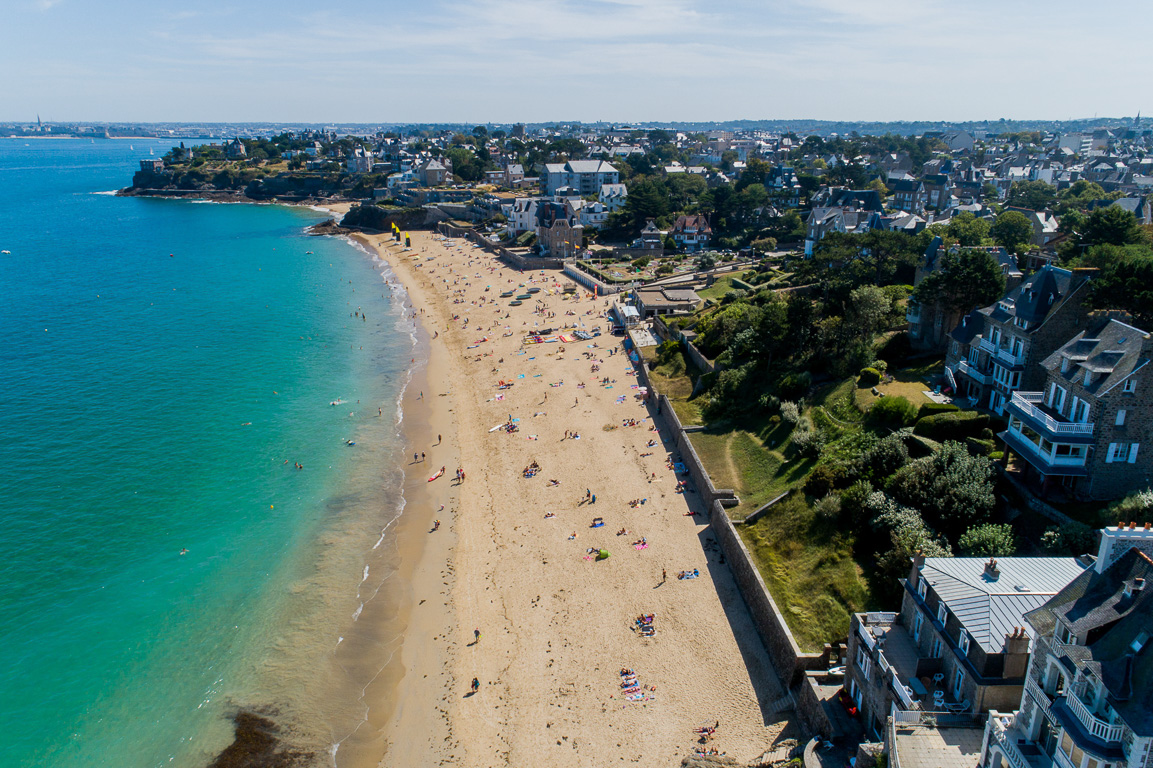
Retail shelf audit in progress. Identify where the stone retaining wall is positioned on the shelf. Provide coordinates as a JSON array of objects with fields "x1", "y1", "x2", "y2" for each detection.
[{"x1": 626, "y1": 327, "x2": 832, "y2": 736}]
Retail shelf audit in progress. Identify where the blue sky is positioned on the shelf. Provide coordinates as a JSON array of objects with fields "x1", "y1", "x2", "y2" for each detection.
[{"x1": 3, "y1": 0, "x2": 1150, "y2": 123}]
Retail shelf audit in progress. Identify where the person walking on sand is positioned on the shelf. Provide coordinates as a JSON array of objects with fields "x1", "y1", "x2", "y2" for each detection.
[
  {"x1": 471, "y1": 677, "x2": 480, "y2": 694},
  {"x1": 474, "y1": 627, "x2": 481, "y2": 644}
]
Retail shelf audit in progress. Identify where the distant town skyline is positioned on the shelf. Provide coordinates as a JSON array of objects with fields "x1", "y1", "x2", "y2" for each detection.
[{"x1": 4, "y1": 0, "x2": 1151, "y2": 124}]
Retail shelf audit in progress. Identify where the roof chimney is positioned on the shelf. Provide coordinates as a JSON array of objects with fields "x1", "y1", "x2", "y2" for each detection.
[{"x1": 984, "y1": 557, "x2": 1001, "y2": 580}]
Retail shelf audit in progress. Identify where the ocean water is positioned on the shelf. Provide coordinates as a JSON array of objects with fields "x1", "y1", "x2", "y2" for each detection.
[{"x1": 0, "y1": 139, "x2": 414, "y2": 767}]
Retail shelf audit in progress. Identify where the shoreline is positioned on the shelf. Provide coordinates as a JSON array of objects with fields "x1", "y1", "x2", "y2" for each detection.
[{"x1": 339, "y1": 229, "x2": 793, "y2": 767}]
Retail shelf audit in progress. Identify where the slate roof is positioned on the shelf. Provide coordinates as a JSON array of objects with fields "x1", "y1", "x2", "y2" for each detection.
[
  {"x1": 919, "y1": 556, "x2": 1087, "y2": 654},
  {"x1": 1025, "y1": 548, "x2": 1153, "y2": 737},
  {"x1": 986, "y1": 265, "x2": 1087, "y2": 327},
  {"x1": 564, "y1": 159, "x2": 617, "y2": 175},
  {"x1": 1040, "y1": 318, "x2": 1151, "y2": 395}
]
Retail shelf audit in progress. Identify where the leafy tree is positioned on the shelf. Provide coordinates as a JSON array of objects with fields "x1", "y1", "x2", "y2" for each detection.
[
  {"x1": 1074, "y1": 244, "x2": 1153, "y2": 326},
  {"x1": 1040, "y1": 522, "x2": 1098, "y2": 556},
  {"x1": 944, "y1": 212, "x2": 991, "y2": 247},
  {"x1": 886, "y1": 441, "x2": 996, "y2": 540},
  {"x1": 990, "y1": 210, "x2": 1034, "y2": 253},
  {"x1": 957, "y1": 523, "x2": 1017, "y2": 556},
  {"x1": 868, "y1": 494, "x2": 952, "y2": 600},
  {"x1": 913, "y1": 248, "x2": 1006, "y2": 314},
  {"x1": 751, "y1": 237, "x2": 777, "y2": 253},
  {"x1": 620, "y1": 177, "x2": 669, "y2": 235},
  {"x1": 1080, "y1": 205, "x2": 1147, "y2": 247},
  {"x1": 846, "y1": 284, "x2": 891, "y2": 344},
  {"x1": 696, "y1": 253, "x2": 717, "y2": 271},
  {"x1": 1004, "y1": 180, "x2": 1057, "y2": 211}
]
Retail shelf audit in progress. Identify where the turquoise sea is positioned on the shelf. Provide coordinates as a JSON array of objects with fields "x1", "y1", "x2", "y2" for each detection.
[{"x1": 0, "y1": 139, "x2": 414, "y2": 767}]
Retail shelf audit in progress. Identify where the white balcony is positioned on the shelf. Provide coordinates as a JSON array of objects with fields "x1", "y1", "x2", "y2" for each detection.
[
  {"x1": 1065, "y1": 691, "x2": 1124, "y2": 743},
  {"x1": 1010, "y1": 392, "x2": 1095, "y2": 436},
  {"x1": 1025, "y1": 677, "x2": 1052, "y2": 719},
  {"x1": 957, "y1": 359, "x2": 991, "y2": 384},
  {"x1": 976, "y1": 337, "x2": 1027, "y2": 367}
]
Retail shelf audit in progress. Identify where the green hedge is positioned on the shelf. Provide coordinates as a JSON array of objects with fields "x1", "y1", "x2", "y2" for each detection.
[
  {"x1": 913, "y1": 411, "x2": 990, "y2": 441},
  {"x1": 858, "y1": 367, "x2": 882, "y2": 387},
  {"x1": 916, "y1": 402, "x2": 960, "y2": 421}
]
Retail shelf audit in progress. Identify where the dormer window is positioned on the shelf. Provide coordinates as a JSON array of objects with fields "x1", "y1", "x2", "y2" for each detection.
[
  {"x1": 959, "y1": 631, "x2": 971, "y2": 655},
  {"x1": 1123, "y1": 378, "x2": 1137, "y2": 394},
  {"x1": 1084, "y1": 370, "x2": 1093, "y2": 386},
  {"x1": 1055, "y1": 621, "x2": 1074, "y2": 645},
  {"x1": 1061, "y1": 357, "x2": 1070, "y2": 373},
  {"x1": 918, "y1": 579, "x2": 927, "y2": 599},
  {"x1": 937, "y1": 603, "x2": 947, "y2": 624}
]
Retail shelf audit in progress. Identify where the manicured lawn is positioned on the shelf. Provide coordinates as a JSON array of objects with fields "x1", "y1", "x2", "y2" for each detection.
[
  {"x1": 696, "y1": 275, "x2": 739, "y2": 301},
  {"x1": 854, "y1": 359, "x2": 944, "y2": 411}
]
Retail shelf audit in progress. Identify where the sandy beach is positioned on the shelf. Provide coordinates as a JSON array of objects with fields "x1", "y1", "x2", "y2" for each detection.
[{"x1": 347, "y1": 229, "x2": 792, "y2": 767}]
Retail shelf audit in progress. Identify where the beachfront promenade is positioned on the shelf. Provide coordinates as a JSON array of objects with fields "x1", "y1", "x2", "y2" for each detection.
[{"x1": 365, "y1": 230, "x2": 795, "y2": 767}]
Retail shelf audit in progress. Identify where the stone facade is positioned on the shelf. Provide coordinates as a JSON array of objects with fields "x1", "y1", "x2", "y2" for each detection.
[
  {"x1": 945, "y1": 265, "x2": 1093, "y2": 413},
  {"x1": 1001, "y1": 315, "x2": 1153, "y2": 500}
]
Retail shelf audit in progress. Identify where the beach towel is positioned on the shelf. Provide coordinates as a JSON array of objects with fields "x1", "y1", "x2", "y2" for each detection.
[
  {"x1": 634, "y1": 544, "x2": 648, "y2": 550},
  {"x1": 673, "y1": 462, "x2": 687, "y2": 474}
]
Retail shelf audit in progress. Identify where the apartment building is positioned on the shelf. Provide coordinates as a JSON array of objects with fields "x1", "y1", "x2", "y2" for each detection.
[
  {"x1": 846, "y1": 553, "x2": 1087, "y2": 738},
  {"x1": 945, "y1": 265, "x2": 1092, "y2": 413},
  {"x1": 982, "y1": 525, "x2": 1153, "y2": 768},
  {"x1": 1001, "y1": 317, "x2": 1153, "y2": 500}
]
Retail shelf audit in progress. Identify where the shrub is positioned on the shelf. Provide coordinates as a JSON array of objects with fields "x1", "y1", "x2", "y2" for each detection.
[
  {"x1": 1109, "y1": 488, "x2": 1153, "y2": 523},
  {"x1": 780, "y1": 401, "x2": 801, "y2": 424},
  {"x1": 1041, "y1": 523, "x2": 1099, "y2": 556},
  {"x1": 814, "y1": 493, "x2": 843, "y2": 520},
  {"x1": 758, "y1": 393, "x2": 781, "y2": 413},
  {"x1": 791, "y1": 420, "x2": 827, "y2": 459},
  {"x1": 840, "y1": 480, "x2": 875, "y2": 525},
  {"x1": 916, "y1": 402, "x2": 960, "y2": 421},
  {"x1": 913, "y1": 411, "x2": 990, "y2": 441},
  {"x1": 958, "y1": 523, "x2": 1017, "y2": 556},
  {"x1": 869, "y1": 395, "x2": 918, "y2": 427},
  {"x1": 877, "y1": 331, "x2": 913, "y2": 366},
  {"x1": 965, "y1": 437, "x2": 995, "y2": 456},
  {"x1": 778, "y1": 371, "x2": 812, "y2": 400},
  {"x1": 864, "y1": 433, "x2": 910, "y2": 479},
  {"x1": 806, "y1": 464, "x2": 843, "y2": 498},
  {"x1": 858, "y1": 367, "x2": 882, "y2": 387},
  {"x1": 886, "y1": 441, "x2": 996, "y2": 540},
  {"x1": 631, "y1": 256, "x2": 651, "y2": 269},
  {"x1": 655, "y1": 264, "x2": 674, "y2": 276}
]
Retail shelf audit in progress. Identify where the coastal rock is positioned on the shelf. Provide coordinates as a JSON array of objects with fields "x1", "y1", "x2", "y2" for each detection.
[
  {"x1": 306, "y1": 218, "x2": 351, "y2": 236},
  {"x1": 207, "y1": 710, "x2": 315, "y2": 768}
]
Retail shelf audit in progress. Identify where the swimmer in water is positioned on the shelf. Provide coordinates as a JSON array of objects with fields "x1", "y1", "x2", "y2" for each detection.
[{"x1": 180, "y1": 548, "x2": 188, "y2": 555}]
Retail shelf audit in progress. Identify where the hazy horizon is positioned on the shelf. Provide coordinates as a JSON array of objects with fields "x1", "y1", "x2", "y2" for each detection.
[{"x1": 5, "y1": 0, "x2": 1151, "y2": 125}]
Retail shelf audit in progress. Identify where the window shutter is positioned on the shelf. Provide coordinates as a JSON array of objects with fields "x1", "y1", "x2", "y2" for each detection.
[
  {"x1": 1106, "y1": 443, "x2": 1116, "y2": 463},
  {"x1": 1129, "y1": 444, "x2": 1140, "y2": 464},
  {"x1": 1117, "y1": 410, "x2": 1127, "y2": 427}
]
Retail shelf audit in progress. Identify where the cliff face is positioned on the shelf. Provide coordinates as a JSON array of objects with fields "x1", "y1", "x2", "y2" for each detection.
[
  {"x1": 340, "y1": 204, "x2": 443, "y2": 231},
  {"x1": 125, "y1": 168, "x2": 361, "y2": 202}
]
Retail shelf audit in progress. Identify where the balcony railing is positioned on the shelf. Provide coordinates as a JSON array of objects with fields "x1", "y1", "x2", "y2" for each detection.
[
  {"x1": 987, "y1": 713, "x2": 1029, "y2": 768},
  {"x1": 1065, "y1": 691, "x2": 1124, "y2": 743},
  {"x1": 1026, "y1": 677, "x2": 1052, "y2": 718},
  {"x1": 957, "y1": 359, "x2": 991, "y2": 384},
  {"x1": 977, "y1": 337, "x2": 1027, "y2": 367},
  {"x1": 1010, "y1": 392, "x2": 1095, "y2": 435}
]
